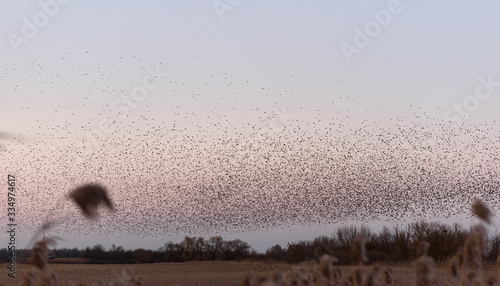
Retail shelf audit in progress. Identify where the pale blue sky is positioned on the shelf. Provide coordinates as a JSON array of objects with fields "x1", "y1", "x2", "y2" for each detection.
[
  {"x1": 3, "y1": 1, "x2": 500, "y2": 124},
  {"x1": 1, "y1": 1, "x2": 500, "y2": 252}
]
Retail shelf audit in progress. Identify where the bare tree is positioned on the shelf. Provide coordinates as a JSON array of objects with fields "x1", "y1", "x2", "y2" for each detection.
[
  {"x1": 207, "y1": 235, "x2": 223, "y2": 261},
  {"x1": 180, "y1": 236, "x2": 196, "y2": 260},
  {"x1": 222, "y1": 240, "x2": 237, "y2": 260},
  {"x1": 194, "y1": 237, "x2": 205, "y2": 261},
  {"x1": 232, "y1": 239, "x2": 250, "y2": 260}
]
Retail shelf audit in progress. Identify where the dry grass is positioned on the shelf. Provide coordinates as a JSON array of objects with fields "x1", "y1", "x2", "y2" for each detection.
[
  {"x1": 0, "y1": 261, "x2": 284, "y2": 286},
  {"x1": 0, "y1": 261, "x2": 498, "y2": 286}
]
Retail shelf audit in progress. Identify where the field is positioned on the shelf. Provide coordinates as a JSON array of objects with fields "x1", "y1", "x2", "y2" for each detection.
[{"x1": 1, "y1": 260, "x2": 498, "y2": 286}]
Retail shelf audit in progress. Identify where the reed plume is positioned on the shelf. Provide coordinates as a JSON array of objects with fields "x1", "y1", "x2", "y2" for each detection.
[
  {"x1": 471, "y1": 198, "x2": 493, "y2": 224},
  {"x1": 413, "y1": 254, "x2": 435, "y2": 286},
  {"x1": 29, "y1": 237, "x2": 57, "y2": 272},
  {"x1": 351, "y1": 234, "x2": 369, "y2": 265},
  {"x1": 68, "y1": 183, "x2": 114, "y2": 219},
  {"x1": 416, "y1": 241, "x2": 430, "y2": 258},
  {"x1": 319, "y1": 254, "x2": 339, "y2": 286},
  {"x1": 382, "y1": 267, "x2": 393, "y2": 286}
]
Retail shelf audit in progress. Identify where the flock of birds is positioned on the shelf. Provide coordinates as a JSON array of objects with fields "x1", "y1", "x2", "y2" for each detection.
[{"x1": 2, "y1": 53, "x2": 500, "y2": 241}]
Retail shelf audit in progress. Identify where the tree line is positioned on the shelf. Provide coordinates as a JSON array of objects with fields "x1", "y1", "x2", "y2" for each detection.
[
  {"x1": 276, "y1": 221, "x2": 500, "y2": 264},
  {"x1": 2, "y1": 221, "x2": 499, "y2": 264},
  {"x1": 0, "y1": 236, "x2": 251, "y2": 263}
]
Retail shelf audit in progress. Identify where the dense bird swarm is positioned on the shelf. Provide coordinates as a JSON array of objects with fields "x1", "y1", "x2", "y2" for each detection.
[
  {"x1": 5, "y1": 120, "x2": 499, "y2": 239},
  {"x1": 1, "y1": 55, "x2": 499, "y2": 240}
]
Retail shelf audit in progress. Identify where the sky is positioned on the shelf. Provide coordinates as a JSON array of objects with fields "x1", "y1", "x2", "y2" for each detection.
[{"x1": 1, "y1": 1, "x2": 500, "y2": 252}]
